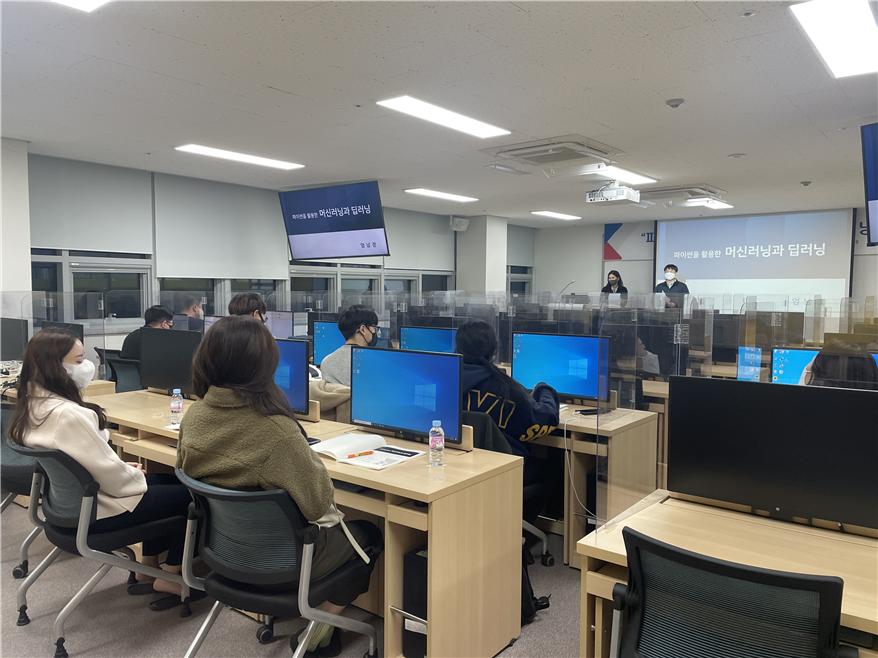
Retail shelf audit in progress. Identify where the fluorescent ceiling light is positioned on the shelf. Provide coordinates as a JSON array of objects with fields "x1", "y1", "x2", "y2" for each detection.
[
  {"x1": 52, "y1": 0, "x2": 112, "y2": 11},
  {"x1": 790, "y1": 0, "x2": 878, "y2": 78},
  {"x1": 175, "y1": 144, "x2": 304, "y2": 170},
  {"x1": 404, "y1": 188, "x2": 479, "y2": 203},
  {"x1": 685, "y1": 197, "x2": 734, "y2": 210},
  {"x1": 531, "y1": 211, "x2": 582, "y2": 221},
  {"x1": 376, "y1": 96, "x2": 510, "y2": 139},
  {"x1": 577, "y1": 162, "x2": 657, "y2": 185}
]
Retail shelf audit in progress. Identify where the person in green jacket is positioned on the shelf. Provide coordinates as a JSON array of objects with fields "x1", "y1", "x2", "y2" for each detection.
[{"x1": 178, "y1": 315, "x2": 382, "y2": 655}]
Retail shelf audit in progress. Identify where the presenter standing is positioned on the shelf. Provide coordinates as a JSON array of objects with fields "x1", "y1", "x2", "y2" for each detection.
[{"x1": 654, "y1": 264, "x2": 689, "y2": 308}]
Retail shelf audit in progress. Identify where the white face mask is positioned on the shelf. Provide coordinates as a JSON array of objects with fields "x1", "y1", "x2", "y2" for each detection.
[
  {"x1": 664, "y1": 272, "x2": 677, "y2": 281},
  {"x1": 64, "y1": 359, "x2": 96, "y2": 390}
]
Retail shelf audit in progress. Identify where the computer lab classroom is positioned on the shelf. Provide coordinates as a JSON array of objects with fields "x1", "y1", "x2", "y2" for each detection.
[{"x1": 1, "y1": 2, "x2": 878, "y2": 658}]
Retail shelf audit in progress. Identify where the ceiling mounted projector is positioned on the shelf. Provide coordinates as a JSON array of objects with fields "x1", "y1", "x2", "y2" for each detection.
[{"x1": 585, "y1": 184, "x2": 640, "y2": 204}]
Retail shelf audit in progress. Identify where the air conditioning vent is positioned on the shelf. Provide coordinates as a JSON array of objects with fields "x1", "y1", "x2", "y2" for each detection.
[{"x1": 480, "y1": 134, "x2": 619, "y2": 168}]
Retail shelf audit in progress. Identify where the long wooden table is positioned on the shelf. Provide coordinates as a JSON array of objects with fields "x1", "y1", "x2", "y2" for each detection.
[
  {"x1": 88, "y1": 391, "x2": 523, "y2": 658},
  {"x1": 577, "y1": 492, "x2": 878, "y2": 658},
  {"x1": 531, "y1": 405, "x2": 658, "y2": 568}
]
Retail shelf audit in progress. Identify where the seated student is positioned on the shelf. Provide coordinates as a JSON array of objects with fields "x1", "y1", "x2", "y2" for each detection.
[
  {"x1": 805, "y1": 344, "x2": 878, "y2": 390},
  {"x1": 228, "y1": 292, "x2": 267, "y2": 320},
  {"x1": 456, "y1": 321, "x2": 560, "y2": 456},
  {"x1": 9, "y1": 329, "x2": 190, "y2": 603},
  {"x1": 178, "y1": 316, "x2": 382, "y2": 654},
  {"x1": 120, "y1": 305, "x2": 174, "y2": 360},
  {"x1": 179, "y1": 295, "x2": 204, "y2": 320},
  {"x1": 320, "y1": 305, "x2": 380, "y2": 387}
]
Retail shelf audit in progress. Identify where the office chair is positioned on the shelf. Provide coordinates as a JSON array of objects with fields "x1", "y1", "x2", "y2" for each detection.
[
  {"x1": 8, "y1": 444, "x2": 189, "y2": 658},
  {"x1": 462, "y1": 410, "x2": 554, "y2": 567},
  {"x1": 105, "y1": 356, "x2": 143, "y2": 393},
  {"x1": 2, "y1": 407, "x2": 43, "y2": 579},
  {"x1": 175, "y1": 468, "x2": 381, "y2": 658},
  {"x1": 93, "y1": 347, "x2": 121, "y2": 381},
  {"x1": 609, "y1": 527, "x2": 858, "y2": 658}
]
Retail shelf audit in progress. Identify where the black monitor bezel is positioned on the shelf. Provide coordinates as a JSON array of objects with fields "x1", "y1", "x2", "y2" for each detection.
[
  {"x1": 510, "y1": 331, "x2": 611, "y2": 402},
  {"x1": 399, "y1": 325, "x2": 458, "y2": 353},
  {"x1": 769, "y1": 346, "x2": 819, "y2": 385},
  {"x1": 36, "y1": 320, "x2": 85, "y2": 343},
  {"x1": 349, "y1": 345, "x2": 462, "y2": 445},
  {"x1": 274, "y1": 338, "x2": 310, "y2": 415}
]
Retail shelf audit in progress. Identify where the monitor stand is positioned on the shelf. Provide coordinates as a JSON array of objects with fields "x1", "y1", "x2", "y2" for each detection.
[{"x1": 295, "y1": 400, "x2": 321, "y2": 423}]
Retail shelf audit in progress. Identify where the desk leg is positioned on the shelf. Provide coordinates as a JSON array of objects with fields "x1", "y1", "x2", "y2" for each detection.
[
  {"x1": 383, "y1": 521, "x2": 426, "y2": 658},
  {"x1": 566, "y1": 449, "x2": 593, "y2": 570},
  {"x1": 594, "y1": 597, "x2": 612, "y2": 658},
  {"x1": 581, "y1": 559, "x2": 596, "y2": 658}
]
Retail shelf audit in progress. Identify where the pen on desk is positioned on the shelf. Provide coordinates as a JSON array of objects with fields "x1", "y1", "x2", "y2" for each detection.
[{"x1": 346, "y1": 450, "x2": 374, "y2": 458}]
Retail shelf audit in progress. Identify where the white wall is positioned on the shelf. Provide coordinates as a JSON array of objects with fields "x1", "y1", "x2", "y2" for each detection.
[
  {"x1": 507, "y1": 225, "x2": 535, "y2": 267},
  {"x1": 533, "y1": 223, "x2": 603, "y2": 294},
  {"x1": 485, "y1": 216, "x2": 508, "y2": 292},
  {"x1": 383, "y1": 208, "x2": 454, "y2": 271},
  {"x1": 853, "y1": 207, "x2": 878, "y2": 298},
  {"x1": 455, "y1": 216, "x2": 508, "y2": 293},
  {"x1": 1, "y1": 138, "x2": 32, "y2": 311},
  {"x1": 29, "y1": 155, "x2": 153, "y2": 254}
]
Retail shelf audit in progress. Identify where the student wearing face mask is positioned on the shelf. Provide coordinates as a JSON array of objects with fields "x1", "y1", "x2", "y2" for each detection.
[
  {"x1": 320, "y1": 305, "x2": 380, "y2": 387},
  {"x1": 120, "y1": 305, "x2": 174, "y2": 360},
  {"x1": 654, "y1": 263, "x2": 690, "y2": 308},
  {"x1": 601, "y1": 270, "x2": 628, "y2": 295},
  {"x1": 9, "y1": 329, "x2": 192, "y2": 607}
]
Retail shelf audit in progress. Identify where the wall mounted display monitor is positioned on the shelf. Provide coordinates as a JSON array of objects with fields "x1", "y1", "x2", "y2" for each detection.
[
  {"x1": 511, "y1": 332, "x2": 610, "y2": 401},
  {"x1": 770, "y1": 347, "x2": 819, "y2": 385},
  {"x1": 274, "y1": 339, "x2": 309, "y2": 415},
  {"x1": 736, "y1": 346, "x2": 762, "y2": 382},
  {"x1": 35, "y1": 321, "x2": 84, "y2": 343},
  {"x1": 264, "y1": 310, "x2": 293, "y2": 340},
  {"x1": 669, "y1": 376, "x2": 878, "y2": 529},
  {"x1": 1, "y1": 318, "x2": 28, "y2": 361},
  {"x1": 399, "y1": 326, "x2": 458, "y2": 354},
  {"x1": 313, "y1": 321, "x2": 346, "y2": 366},
  {"x1": 862, "y1": 122, "x2": 878, "y2": 246},
  {"x1": 350, "y1": 346, "x2": 461, "y2": 444},
  {"x1": 279, "y1": 181, "x2": 390, "y2": 260},
  {"x1": 139, "y1": 328, "x2": 201, "y2": 396}
]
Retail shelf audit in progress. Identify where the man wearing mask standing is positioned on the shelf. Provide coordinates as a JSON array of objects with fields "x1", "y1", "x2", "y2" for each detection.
[
  {"x1": 654, "y1": 264, "x2": 689, "y2": 308},
  {"x1": 320, "y1": 305, "x2": 380, "y2": 386}
]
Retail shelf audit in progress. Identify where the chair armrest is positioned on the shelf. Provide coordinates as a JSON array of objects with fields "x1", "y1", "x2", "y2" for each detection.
[
  {"x1": 612, "y1": 583, "x2": 627, "y2": 611},
  {"x1": 302, "y1": 525, "x2": 319, "y2": 545}
]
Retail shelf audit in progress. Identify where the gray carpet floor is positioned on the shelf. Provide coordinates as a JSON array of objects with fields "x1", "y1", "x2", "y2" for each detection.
[{"x1": 2, "y1": 504, "x2": 580, "y2": 657}]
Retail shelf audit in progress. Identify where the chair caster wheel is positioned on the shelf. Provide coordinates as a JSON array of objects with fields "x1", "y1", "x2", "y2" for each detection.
[
  {"x1": 180, "y1": 601, "x2": 192, "y2": 618},
  {"x1": 256, "y1": 625, "x2": 274, "y2": 644},
  {"x1": 17, "y1": 605, "x2": 30, "y2": 626},
  {"x1": 54, "y1": 637, "x2": 68, "y2": 658},
  {"x1": 541, "y1": 553, "x2": 555, "y2": 567},
  {"x1": 13, "y1": 561, "x2": 28, "y2": 579},
  {"x1": 363, "y1": 652, "x2": 378, "y2": 658}
]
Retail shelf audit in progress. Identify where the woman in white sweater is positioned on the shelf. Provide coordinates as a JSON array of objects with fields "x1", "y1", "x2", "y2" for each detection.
[{"x1": 9, "y1": 328, "x2": 190, "y2": 605}]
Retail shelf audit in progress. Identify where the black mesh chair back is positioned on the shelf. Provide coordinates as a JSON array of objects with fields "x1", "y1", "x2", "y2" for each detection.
[
  {"x1": 176, "y1": 468, "x2": 308, "y2": 586},
  {"x1": 462, "y1": 410, "x2": 514, "y2": 454},
  {"x1": 2, "y1": 408, "x2": 37, "y2": 496},
  {"x1": 620, "y1": 527, "x2": 846, "y2": 658},
  {"x1": 105, "y1": 356, "x2": 142, "y2": 393},
  {"x1": 9, "y1": 443, "x2": 96, "y2": 528}
]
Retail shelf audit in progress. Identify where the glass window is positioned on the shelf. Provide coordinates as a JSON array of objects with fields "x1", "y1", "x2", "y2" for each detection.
[
  {"x1": 68, "y1": 250, "x2": 150, "y2": 259},
  {"x1": 31, "y1": 262, "x2": 61, "y2": 321},
  {"x1": 510, "y1": 281, "x2": 530, "y2": 296},
  {"x1": 384, "y1": 279, "x2": 413, "y2": 294},
  {"x1": 231, "y1": 279, "x2": 279, "y2": 310},
  {"x1": 340, "y1": 278, "x2": 376, "y2": 308},
  {"x1": 422, "y1": 274, "x2": 450, "y2": 292},
  {"x1": 159, "y1": 278, "x2": 215, "y2": 316},
  {"x1": 291, "y1": 277, "x2": 331, "y2": 292},
  {"x1": 509, "y1": 266, "x2": 532, "y2": 275},
  {"x1": 73, "y1": 271, "x2": 142, "y2": 319}
]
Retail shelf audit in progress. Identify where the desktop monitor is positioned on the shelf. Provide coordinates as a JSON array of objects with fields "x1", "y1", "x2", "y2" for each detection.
[
  {"x1": 873, "y1": 353, "x2": 878, "y2": 368},
  {"x1": 770, "y1": 347, "x2": 819, "y2": 385},
  {"x1": 139, "y1": 328, "x2": 201, "y2": 395},
  {"x1": 350, "y1": 346, "x2": 461, "y2": 444},
  {"x1": 264, "y1": 310, "x2": 293, "y2": 340},
  {"x1": 668, "y1": 376, "x2": 878, "y2": 529},
  {"x1": 511, "y1": 332, "x2": 609, "y2": 401},
  {"x1": 313, "y1": 321, "x2": 345, "y2": 365},
  {"x1": 36, "y1": 321, "x2": 84, "y2": 343},
  {"x1": 1, "y1": 318, "x2": 28, "y2": 361},
  {"x1": 274, "y1": 339, "x2": 309, "y2": 415},
  {"x1": 736, "y1": 346, "x2": 762, "y2": 382},
  {"x1": 399, "y1": 326, "x2": 457, "y2": 354},
  {"x1": 203, "y1": 315, "x2": 221, "y2": 332},
  {"x1": 172, "y1": 314, "x2": 191, "y2": 331}
]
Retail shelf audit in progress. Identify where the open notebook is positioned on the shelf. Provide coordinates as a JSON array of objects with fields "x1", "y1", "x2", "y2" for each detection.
[{"x1": 311, "y1": 433, "x2": 423, "y2": 470}]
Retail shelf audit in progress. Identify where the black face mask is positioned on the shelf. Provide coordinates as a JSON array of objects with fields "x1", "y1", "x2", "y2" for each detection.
[{"x1": 365, "y1": 326, "x2": 379, "y2": 347}]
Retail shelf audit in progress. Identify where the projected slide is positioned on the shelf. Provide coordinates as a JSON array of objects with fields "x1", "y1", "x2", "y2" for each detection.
[{"x1": 655, "y1": 210, "x2": 852, "y2": 307}]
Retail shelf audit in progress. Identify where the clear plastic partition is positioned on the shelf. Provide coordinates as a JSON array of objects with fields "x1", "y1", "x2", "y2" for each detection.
[
  {"x1": 159, "y1": 289, "x2": 215, "y2": 319},
  {"x1": 1, "y1": 291, "x2": 32, "y2": 379}
]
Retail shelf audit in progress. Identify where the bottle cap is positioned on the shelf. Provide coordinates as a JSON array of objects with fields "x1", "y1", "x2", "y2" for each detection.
[
  {"x1": 172, "y1": 388, "x2": 181, "y2": 395},
  {"x1": 432, "y1": 420, "x2": 441, "y2": 427}
]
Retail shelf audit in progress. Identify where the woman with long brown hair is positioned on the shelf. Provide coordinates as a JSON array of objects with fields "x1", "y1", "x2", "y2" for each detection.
[
  {"x1": 178, "y1": 315, "x2": 382, "y2": 655},
  {"x1": 10, "y1": 328, "x2": 190, "y2": 604}
]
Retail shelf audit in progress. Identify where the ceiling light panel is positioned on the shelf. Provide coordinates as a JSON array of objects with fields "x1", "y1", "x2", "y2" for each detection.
[
  {"x1": 685, "y1": 197, "x2": 734, "y2": 210},
  {"x1": 52, "y1": 0, "x2": 112, "y2": 11},
  {"x1": 404, "y1": 188, "x2": 479, "y2": 203},
  {"x1": 376, "y1": 96, "x2": 510, "y2": 139},
  {"x1": 790, "y1": 0, "x2": 878, "y2": 78},
  {"x1": 175, "y1": 144, "x2": 304, "y2": 170},
  {"x1": 531, "y1": 211, "x2": 582, "y2": 220}
]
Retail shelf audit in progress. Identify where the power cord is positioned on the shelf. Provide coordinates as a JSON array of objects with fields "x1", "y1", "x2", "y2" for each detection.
[{"x1": 561, "y1": 416, "x2": 597, "y2": 521}]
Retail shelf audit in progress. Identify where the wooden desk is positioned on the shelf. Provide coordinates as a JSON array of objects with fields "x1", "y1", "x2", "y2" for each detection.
[
  {"x1": 2, "y1": 378, "x2": 116, "y2": 400},
  {"x1": 531, "y1": 406, "x2": 658, "y2": 568},
  {"x1": 577, "y1": 493, "x2": 878, "y2": 657},
  {"x1": 89, "y1": 391, "x2": 523, "y2": 658}
]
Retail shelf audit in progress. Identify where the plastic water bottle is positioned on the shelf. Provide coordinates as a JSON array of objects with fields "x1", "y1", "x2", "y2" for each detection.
[
  {"x1": 428, "y1": 420, "x2": 444, "y2": 468},
  {"x1": 169, "y1": 389, "x2": 184, "y2": 427}
]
